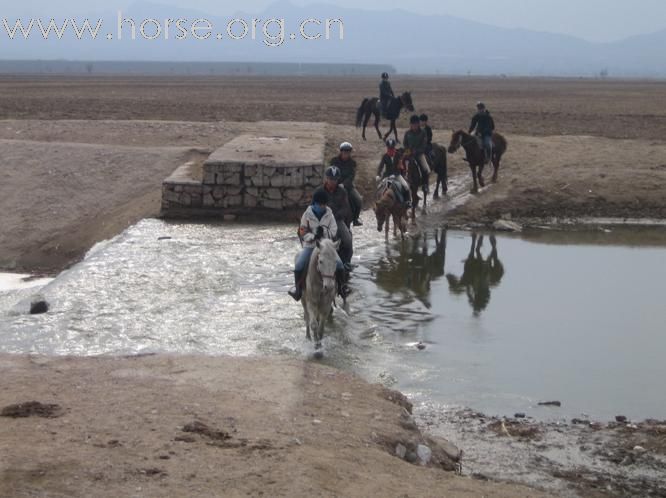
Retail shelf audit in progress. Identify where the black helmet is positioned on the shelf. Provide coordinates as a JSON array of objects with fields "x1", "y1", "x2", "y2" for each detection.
[
  {"x1": 386, "y1": 138, "x2": 397, "y2": 148},
  {"x1": 419, "y1": 113, "x2": 428, "y2": 122},
  {"x1": 476, "y1": 101, "x2": 486, "y2": 110},
  {"x1": 409, "y1": 114, "x2": 420, "y2": 125},
  {"x1": 312, "y1": 189, "x2": 329, "y2": 205},
  {"x1": 381, "y1": 72, "x2": 389, "y2": 79},
  {"x1": 324, "y1": 166, "x2": 341, "y2": 181}
]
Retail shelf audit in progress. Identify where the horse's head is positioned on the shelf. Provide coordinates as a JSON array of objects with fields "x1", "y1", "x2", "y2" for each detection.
[
  {"x1": 315, "y1": 238, "x2": 340, "y2": 293},
  {"x1": 374, "y1": 202, "x2": 387, "y2": 232},
  {"x1": 374, "y1": 192, "x2": 392, "y2": 232},
  {"x1": 401, "y1": 91, "x2": 414, "y2": 112},
  {"x1": 448, "y1": 129, "x2": 464, "y2": 154}
]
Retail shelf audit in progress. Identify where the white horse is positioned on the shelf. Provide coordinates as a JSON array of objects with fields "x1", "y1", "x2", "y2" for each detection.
[{"x1": 302, "y1": 238, "x2": 340, "y2": 357}]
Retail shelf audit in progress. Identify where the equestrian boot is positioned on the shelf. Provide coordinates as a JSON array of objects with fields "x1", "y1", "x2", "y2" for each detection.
[
  {"x1": 288, "y1": 270, "x2": 304, "y2": 301},
  {"x1": 336, "y1": 269, "x2": 351, "y2": 299}
]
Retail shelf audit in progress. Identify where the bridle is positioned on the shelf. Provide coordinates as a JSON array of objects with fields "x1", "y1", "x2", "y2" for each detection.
[
  {"x1": 450, "y1": 132, "x2": 477, "y2": 153},
  {"x1": 314, "y1": 252, "x2": 336, "y2": 280}
]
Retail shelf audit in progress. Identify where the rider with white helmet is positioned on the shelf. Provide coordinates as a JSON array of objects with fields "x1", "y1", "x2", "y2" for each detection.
[{"x1": 330, "y1": 142, "x2": 363, "y2": 226}]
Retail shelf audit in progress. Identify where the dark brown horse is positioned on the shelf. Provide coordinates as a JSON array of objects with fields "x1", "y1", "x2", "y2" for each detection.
[
  {"x1": 404, "y1": 152, "x2": 429, "y2": 220},
  {"x1": 374, "y1": 178, "x2": 408, "y2": 240},
  {"x1": 355, "y1": 92, "x2": 414, "y2": 143},
  {"x1": 446, "y1": 233, "x2": 504, "y2": 316},
  {"x1": 448, "y1": 130, "x2": 508, "y2": 193},
  {"x1": 429, "y1": 143, "x2": 448, "y2": 199}
]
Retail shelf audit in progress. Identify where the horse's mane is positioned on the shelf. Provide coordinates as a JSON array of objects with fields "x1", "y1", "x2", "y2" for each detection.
[{"x1": 375, "y1": 186, "x2": 396, "y2": 210}]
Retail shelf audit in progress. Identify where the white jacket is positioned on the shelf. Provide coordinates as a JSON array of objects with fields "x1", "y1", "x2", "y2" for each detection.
[{"x1": 299, "y1": 206, "x2": 338, "y2": 248}]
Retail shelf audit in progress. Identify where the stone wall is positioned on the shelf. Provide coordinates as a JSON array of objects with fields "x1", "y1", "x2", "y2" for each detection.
[{"x1": 161, "y1": 127, "x2": 326, "y2": 217}]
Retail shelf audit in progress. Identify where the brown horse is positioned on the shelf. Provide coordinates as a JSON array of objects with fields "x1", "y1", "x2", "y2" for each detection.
[
  {"x1": 429, "y1": 143, "x2": 448, "y2": 199},
  {"x1": 448, "y1": 130, "x2": 508, "y2": 193},
  {"x1": 355, "y1": 92, "x2": 415, "y2": 143},
  {"x1": 374, "y1": 178, "x2": 408, "y2": 240},
  {"x1": 405, "y1": 153, "x2": 429, "y2": 220}
]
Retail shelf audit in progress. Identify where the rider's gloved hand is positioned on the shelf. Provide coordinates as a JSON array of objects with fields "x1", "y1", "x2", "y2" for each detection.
[
  {"x1": 303, "y1": 233, "x2": 315, "y2": 243},
  {"x1": 375, "y1": 176, "x2": 381, "y2": 183}
]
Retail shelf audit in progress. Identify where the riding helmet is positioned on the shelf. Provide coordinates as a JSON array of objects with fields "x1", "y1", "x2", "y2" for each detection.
[
  {"x1": 339, "y1": 142, "x2": 353, "y2": 152},
  {"x1": 312, "y1": 189, "x2": 329, "y2": 205},
  {"x1": 381, "y1": 72, "x2": 389, "y2": 79},
  {"x1": 409, "y1": 115, "x2": 420, "y2": 125},
  {"x1": 325, "y1": 166, "x2": 341, "y2": 180},
  {"x1": 476, "y1": 101, "x2": 486, "y2": 110},
  {"x1": 386, "y1": 138, "x2": 397, "y2": 148},
  {"x1": 419, "y1": 114, "x2": 428, "y2": 122}
]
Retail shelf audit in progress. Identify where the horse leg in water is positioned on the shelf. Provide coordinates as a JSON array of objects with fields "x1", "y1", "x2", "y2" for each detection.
[
  {"x1": 470, "y1": 164, "x2": 479, "y2": 193},
  {"x1": 478, "y1": 163, "x2": 486, "y2": 188},
  {"x1": 491, "y1": 154, "x2": 500, "y2": 183},
  {"x1": 310, "y1": 316, "x2": 321, "y2": 349},
  {"x1": 302, "y1": 301, "x2": 311, "y2": 341},
  {"x1": 422, "y1": 184, "x2": 428, "y2": 214}
]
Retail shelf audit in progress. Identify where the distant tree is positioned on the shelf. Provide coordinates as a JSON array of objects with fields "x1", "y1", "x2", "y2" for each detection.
[{"x1": 599, "y1": 68, "x2": 609, "y2": 79}]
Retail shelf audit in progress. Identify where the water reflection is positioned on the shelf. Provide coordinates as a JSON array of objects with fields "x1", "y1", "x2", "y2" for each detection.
[
  {"x1": 446, "y1": 233, "x2": 504, "y2": 316},
  {"x1": 374, "y1": 229, "x2": 447, "y2": 308}
]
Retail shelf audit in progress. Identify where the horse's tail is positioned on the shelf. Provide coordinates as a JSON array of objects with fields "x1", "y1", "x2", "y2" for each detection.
[{"x1": 355, "y1": 98, "x2": 369, "y2": 128}]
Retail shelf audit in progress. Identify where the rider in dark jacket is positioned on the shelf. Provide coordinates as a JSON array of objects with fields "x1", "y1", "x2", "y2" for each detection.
[
  {"x1": 469, "y1": 102, "x2": 495, "y2": 164},
  {"x1": 403, "y1": 115, "x2": 431, "y2": 192},
  {"x1": 379, "y1": 72, "x2": 394, "y2": 118},
  {"x1": 330, "y1": 142, "x2": 363, "y2": 226},
  {"x1": 314, "y1": 166, "x2": 354, "y2": 267},
  {"x1": 377, "y1": 138, "x2": 412, "y2": 207},
  {"x1": 420, "y1": 113, "x2": 434, "y2": 160}
]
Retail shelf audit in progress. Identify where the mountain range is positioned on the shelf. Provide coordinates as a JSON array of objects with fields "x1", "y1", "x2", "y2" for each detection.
[{"x1": 1, "y1": 0, "x2": 665, "y2": 77}]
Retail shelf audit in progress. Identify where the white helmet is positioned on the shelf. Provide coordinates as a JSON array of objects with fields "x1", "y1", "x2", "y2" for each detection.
[{"x1": 339, "y1": 142, "x2": 353, "y2": 152}]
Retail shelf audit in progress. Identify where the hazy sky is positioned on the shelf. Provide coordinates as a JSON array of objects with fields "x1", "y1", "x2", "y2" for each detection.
[{"x1": 6, "y1": 0, "x2": 666, "y2": 42}]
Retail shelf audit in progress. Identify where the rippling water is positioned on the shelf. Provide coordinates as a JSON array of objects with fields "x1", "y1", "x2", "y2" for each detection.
[{"x1": 1, "y1": 216, "x2": 665, "y2": 421}]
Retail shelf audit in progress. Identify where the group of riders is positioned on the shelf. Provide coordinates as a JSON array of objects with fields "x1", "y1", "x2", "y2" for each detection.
[{"x1": 288, "y1": 73, "x2": 497, "y2": 303}]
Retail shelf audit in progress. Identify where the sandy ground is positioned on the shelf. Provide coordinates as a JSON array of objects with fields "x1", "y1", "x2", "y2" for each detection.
[
  {"x1": 0, "y1": 354, "x2": 549, "y2": 498},
  {"x1": 1, "y1": 76, "x2": 665, "y2": 141}
]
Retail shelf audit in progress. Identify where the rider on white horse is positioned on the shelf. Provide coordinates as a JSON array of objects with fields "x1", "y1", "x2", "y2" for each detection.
[{"x1": 288, "y1": 189, "x2": 349, "y2": 302}]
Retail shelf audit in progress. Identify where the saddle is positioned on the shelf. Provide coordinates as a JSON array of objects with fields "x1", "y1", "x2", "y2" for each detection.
[{"x1": 378, "y1": 177, "x2": 406, "y2": 205}]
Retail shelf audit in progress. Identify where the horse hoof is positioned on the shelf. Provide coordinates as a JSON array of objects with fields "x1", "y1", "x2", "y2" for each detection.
[
  {"x1": 313, "y1": 350, "x2": 324, "y2": 360},
  {"x1": 433, "y1": 193, "x2": 439, "y2": 200}
]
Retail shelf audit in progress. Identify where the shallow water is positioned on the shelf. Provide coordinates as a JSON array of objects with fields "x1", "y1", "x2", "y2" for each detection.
[{"x1": 1, "y1": 217, "x2": 665, "y2": 422}]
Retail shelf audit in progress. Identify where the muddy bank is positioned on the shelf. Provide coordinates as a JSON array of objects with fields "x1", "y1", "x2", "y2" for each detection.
[
  {"x1": 418, "y1": 408, "x2": 666, "y2": 497},
  {"x1": 0, "y1": 354, "x2": 548, "y2": 497}
]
